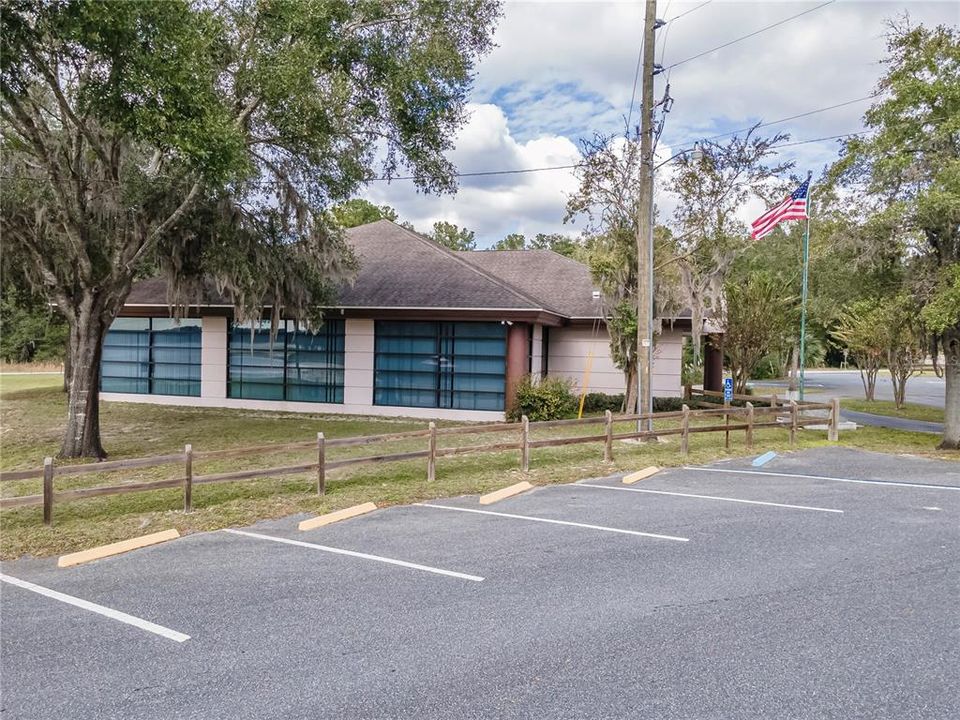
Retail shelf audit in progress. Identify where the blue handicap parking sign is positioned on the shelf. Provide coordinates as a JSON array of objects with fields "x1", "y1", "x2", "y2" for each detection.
[{"x1": 723, "y1": 377, "x2": 733, "y2": 402}]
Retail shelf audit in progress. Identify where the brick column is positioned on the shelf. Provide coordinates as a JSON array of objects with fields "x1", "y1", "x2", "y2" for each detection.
[
  {"x1": 504, "y1": 322, "x2": 529, "y2": 412},
  {"x1": 703, "y1": 334, "x2": 723, "y2": 392}
]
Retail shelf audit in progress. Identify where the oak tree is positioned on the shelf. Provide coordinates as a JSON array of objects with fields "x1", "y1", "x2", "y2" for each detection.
[
  {"x1": 1, "y1": 0, "x2": 500, "y2": 457},
  {"x1": 831, "y1": 21, "x2": 959, "y2": 447}
]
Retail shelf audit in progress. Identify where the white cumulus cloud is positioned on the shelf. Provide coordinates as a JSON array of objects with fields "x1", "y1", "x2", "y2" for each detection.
[{"x1": 363, "y1": 103, "x2": 583, "y2": 247}]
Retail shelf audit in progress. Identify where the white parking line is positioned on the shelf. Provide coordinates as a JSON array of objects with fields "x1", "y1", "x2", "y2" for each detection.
[
  {"x1": 576, "y1": 483, "x2": 844, "y2": 513},
  {"x1": 415, "y1": 503, "x2": 689, "y2": 542},
  {"x1": 684, "y1": 466, "x2": 960, "y2": 491},
  {"x1": 223, "y1": 529, "x2": 484, "y2": 582},
  {"x1": 0, "y1": 573, "x2": 190, "y2": 643}
]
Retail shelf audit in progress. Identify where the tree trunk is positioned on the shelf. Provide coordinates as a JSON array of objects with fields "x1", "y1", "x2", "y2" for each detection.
[
  {"x1": 894, "y1": 370, "x2": 907, "y2": 409},
  {"x1": 62, "y1": 331, "x2": 73, "y2": 394},
  {"x1": 624, "y1": 361, "x2": 638, "y2": 414},
  {"x1": 788, "y1": 343, "x2": 798, "y2": 393},
  {"x1": 865, "y1": 366, "x2": 877, "y2": 401},
  {"x1": 60, "y1": 307, "x2": 109, "y2": 458},
  {"x1": 734, "y1": 369, "x2": 747, "y2": 395},
  {"x1": 939, "y1": 328, "x2": 960, "y2": 450}
]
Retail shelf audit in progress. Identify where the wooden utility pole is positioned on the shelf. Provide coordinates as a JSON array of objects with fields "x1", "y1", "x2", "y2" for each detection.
[{"x1": 636, "y1": 0, "x2": 657, "y2": 428}]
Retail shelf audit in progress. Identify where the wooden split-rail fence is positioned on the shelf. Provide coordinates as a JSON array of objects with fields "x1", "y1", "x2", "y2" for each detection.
[{"x1": 0, "y1": 395, "x2": 840, "y2": 526}]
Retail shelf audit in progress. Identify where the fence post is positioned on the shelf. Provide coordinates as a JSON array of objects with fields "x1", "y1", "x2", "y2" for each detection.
[
  {"x1": 680, "y1": 404, "x2": 690, "y2": 456},
  {"x1": 604, "y1": 409, "x2": 614, "y2": 462},
  {"x1": 828, "y1": 397, "x2": 840, "y2": 442},
  {"x1": 789, "y1": 400, "x2": 798, "y2": 445},
  {"x1": 427, "y1": 422, "x2": 437, "y2": 482},
  {"x1": 42, "y1": 457, "x2": 54, "y2": 526},
  {"x1": 520, "y1": 415, "x2": 530, "y2": 472},
  {"x1": 745, "y1": 402, "x2": 754, "y2": 449},
  {"x1": 317, "y1": 432, "x2": 326, "y2": 495},
  {"x1": 683, "y1": 384, "x2": 691, "y2": 401},
  {"x1": 770, "y1": 392, "x2": 778, "y2": 410},
  {"x1": 183, "y1": 444, "x2": 193, "y2": 513},
  {"x1": 724, "y1": 399, "x2": 731, "y2": 450}
]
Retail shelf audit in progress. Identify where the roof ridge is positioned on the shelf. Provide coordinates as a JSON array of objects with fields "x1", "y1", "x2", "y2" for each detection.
[{"x1": 384, "y1": 221, "x2": 555, "y2": 311}]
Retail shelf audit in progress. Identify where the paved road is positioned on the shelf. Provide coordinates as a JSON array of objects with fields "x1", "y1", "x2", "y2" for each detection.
[
  {"x1": 841, "y1": 409, "x2": 944, "y2": 435},
  {"x1": 761, "y1": 369, "x2": 945, "y2": 408},
  {"x1": 2, "y1": 448, "x2": 959, "y2": 719}
]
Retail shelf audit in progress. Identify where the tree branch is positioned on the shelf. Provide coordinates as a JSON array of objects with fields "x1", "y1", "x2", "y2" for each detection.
[
  {"x1": 122, "y1": 181, "x2": 202, "y2": 272},
  {"x1": 26, "y1": 45, "x2": 112, "y2": 170}
]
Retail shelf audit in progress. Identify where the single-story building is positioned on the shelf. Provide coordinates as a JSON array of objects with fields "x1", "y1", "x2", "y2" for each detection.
[{"x1": 103, "y1": 220, "x2": 701, "y2": 421}]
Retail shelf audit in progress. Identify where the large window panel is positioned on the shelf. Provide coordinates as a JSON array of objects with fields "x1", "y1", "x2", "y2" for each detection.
[
  {"x1": 101, "y1": 318, "x2": 200, "y2": 396},
  {"x1": 228, "y1": 320, "x2": 344, "y2": 403},
  {"x1": 151, "y1": 319, "x2": 202, "y2": 396},
  {"x1": 374, "y1": 321, "x2": 506, "y2": 411}
]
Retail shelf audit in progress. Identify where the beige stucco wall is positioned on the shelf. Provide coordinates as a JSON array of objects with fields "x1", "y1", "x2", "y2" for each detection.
[
  {"x1": 651, "y1": 327, "x2": 684, "y2": 397},
  {"x1": 546, "y1": 325, "x2": 685, "y2": 398},
  {"x1": 547, "y1": 326, "x2": 624, "y2": 395},
  {"x1": 102, "y1": 315, "x2": 505, "y2": 422},
  {"x1": 200, "y1": 316, "x2": 227, "y2": 399},
  {"x1": 343, "y1": 318, "x2": 375, "y2": 407}
]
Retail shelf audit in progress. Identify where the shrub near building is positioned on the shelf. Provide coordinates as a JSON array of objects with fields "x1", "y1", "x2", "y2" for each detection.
[{"x1": 508, "y1": 376, "x2": 578, "y2": 422}]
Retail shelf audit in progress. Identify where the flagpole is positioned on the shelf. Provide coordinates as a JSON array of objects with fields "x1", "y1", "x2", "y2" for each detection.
[{"x1": 798, "y1": 171, "x2": 812, "y2": 402}]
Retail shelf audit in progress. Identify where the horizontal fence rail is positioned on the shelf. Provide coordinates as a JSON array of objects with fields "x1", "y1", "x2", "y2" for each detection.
[{"x1": 0, "y1": 397, "x2": 841, "y2": 525}]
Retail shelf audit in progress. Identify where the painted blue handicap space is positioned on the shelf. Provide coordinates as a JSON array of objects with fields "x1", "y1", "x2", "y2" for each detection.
[{"x1": 752, "y1": 451, "x2": 777, "y2": 467}]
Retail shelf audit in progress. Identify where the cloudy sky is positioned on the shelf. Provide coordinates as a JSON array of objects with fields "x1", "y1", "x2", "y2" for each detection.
[{"x1": 361, "y1": 0, "x2": 958, "y2": 247}]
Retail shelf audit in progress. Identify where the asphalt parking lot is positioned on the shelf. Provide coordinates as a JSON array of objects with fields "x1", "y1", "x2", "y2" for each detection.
[{"x1": 2, "y1": 447, "x2": 959, "y2": 720}]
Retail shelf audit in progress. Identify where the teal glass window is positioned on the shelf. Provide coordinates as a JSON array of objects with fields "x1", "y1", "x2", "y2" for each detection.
[
  {"x1": 228, "y1": 320, "x2": 344, "y2": 403},
  {"x1": 374, "y1": 321, "x2": 506, "y2": 411},
  {"x1": 101, "y1": 318, "x2": 201, "y2": 396}
]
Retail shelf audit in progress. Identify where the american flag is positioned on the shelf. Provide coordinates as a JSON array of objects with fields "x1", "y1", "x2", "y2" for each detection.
[{"x1": 750, "y1": 178, "x2": 810, "y2": 240}]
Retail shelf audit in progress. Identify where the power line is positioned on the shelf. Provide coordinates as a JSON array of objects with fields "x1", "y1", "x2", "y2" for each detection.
[
  {"x1": 664, "y1": 0, "x2": 713, "y2": 25},
  {"x1": 633, "y1": 0, "x2": 705, "y2": 134},
  {"x1": 366, "y1": 164, "x2": 580, "y2": 182},
  {"x1": 665, "y1": 0, "x2": 836, "y2": 71},
  {"x1": 0, "y1": 132, "x2": 861, "y2": 188},
  {"x1": 373, "y1": 131, "x2": 864, "y2": 183},
  {"x1": 372, "y1": 96, "x2": 873, "y2": 182},
  {"x1": 626, "y1": 29, "x2": 645, "y2": 130},
  {"x1": 777, "y1": 131, "x2": 865, "y2": 148},
  {"x1": 694, "y1": 94, "x2": 875, "y2": 145},
  {"x1": 0, "y1": 130, "x2": 867, "y2": 188}
]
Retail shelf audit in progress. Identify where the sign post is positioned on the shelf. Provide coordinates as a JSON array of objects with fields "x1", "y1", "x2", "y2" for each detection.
[{"x1": 723, "y1": 377, "x2": 733, "y2": 449}]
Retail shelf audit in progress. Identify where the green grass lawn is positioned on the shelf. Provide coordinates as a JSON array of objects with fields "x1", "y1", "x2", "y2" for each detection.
[
  {"x1": 842, "y1": 399, "x2": 945, "y2": 424},
  {"x1": 1, "y1": 372, "x2": 956, "y2": 560}
]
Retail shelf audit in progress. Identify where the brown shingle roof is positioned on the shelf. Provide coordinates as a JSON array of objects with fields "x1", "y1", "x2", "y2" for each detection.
[
  {"x1": 123, "y1": 220, "x2": 682, "y2": 323},
  {"x1": 337, "y1": 221, "x2": 547, "y2": 310},
  {"x1": 455, "y1": 249, "x2": 603, "y2": 318}
]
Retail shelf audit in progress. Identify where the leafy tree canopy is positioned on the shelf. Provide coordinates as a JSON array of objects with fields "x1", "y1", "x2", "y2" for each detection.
[
  {"x1": 530, "y1": 232, "x2": 580, "y2": 258},
  {"x1": 492, "y1": 232, "x2": 526, "y2": 250},
  {"x1": 667, "y1": 129, "x2": 793, "y2": 357},
  {"x1": 828, "y1": 19, "x2": 959, "y2": 447},
  {"x1": 430, "y1": 220, "x2": 476, "y2": 251},
  {"x1": 331, "y1": 199, "x2": 399, "y2": 229},
  {"x1": 0, "y1": 0, "x2": 500, "y2": 456}
]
